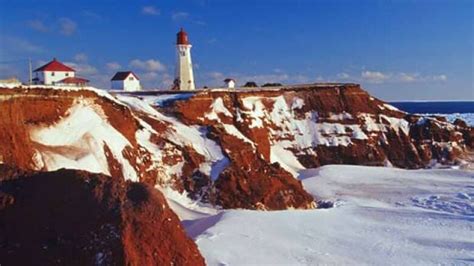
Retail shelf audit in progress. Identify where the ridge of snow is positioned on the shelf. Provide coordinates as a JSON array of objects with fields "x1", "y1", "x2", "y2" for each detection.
[
  {"x1": 203, "y1": 97, "x2": 256, "y2": 148},
  {"x1": 382, "y1": 103, "x2": 402, "y2": 112},
  {"x1": 117, "y1": 95, "x2": 229, "y2": 180},
  {"x1": 204, "y1": 97, "x2": 233, "y2": 120},
  {"x1": 29, "y1": 99, "x2": 139, "y2": 181},
  {"x1": 327, "y1": 112, "x2": 354, "y2": 121},
  {"x1": 143, "y1": 93, "x2": 195, "y2": 107}
]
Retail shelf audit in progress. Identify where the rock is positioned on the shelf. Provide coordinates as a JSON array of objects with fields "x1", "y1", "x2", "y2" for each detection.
[
  {"x1": 0, "y1": 85, "x2": 472, "y2": 210},
  {"x1": 453, "y1": 118, "x2": 468, "y2": 128},
  {"x1": 0, "y1": 168, "x2": 205, "y2": 266}
]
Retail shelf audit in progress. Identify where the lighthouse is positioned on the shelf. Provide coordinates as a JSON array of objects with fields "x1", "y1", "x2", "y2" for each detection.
[{"x1": 174, "y1": 28, "x2": 195, "y2": 90}]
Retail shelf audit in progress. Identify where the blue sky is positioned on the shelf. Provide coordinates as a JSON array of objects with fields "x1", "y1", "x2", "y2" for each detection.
[{"x1": 0, "y1": 0, "x2": 472, "y2": 100}]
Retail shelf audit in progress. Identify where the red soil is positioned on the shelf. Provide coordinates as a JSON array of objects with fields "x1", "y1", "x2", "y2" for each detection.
[{"x1": 0, "y1": 167, "x2": 205, "y2": 265}]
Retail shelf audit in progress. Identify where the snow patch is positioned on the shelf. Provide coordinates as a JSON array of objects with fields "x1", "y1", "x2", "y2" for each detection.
[{"x1": 30, "y1": 100, "x2": 139, "y2": 181}]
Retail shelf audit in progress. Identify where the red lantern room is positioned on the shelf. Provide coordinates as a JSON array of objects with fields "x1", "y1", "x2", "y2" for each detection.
[{"x1": 177, "y1": 28, "x2": 190, "y2": 45}]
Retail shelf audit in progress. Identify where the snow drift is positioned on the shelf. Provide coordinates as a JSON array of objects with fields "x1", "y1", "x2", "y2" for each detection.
[{"x1": 186, "y1": 165, "x2": 474, "y2": 265}]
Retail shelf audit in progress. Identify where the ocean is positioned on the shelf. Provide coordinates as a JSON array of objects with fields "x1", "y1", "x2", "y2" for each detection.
[{"x1": 390, "y1": 101, "x2": 474, "y2": 126}]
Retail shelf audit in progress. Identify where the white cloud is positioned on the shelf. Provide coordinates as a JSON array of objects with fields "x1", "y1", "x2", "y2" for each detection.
[
  {"x1": 129, "y1": 59, "x2": 166, "y2": 72},
  {"x1": 106, "y1": 62, "x2": 122, "y2": 71},
  {"x1": 65, "y1": 62, "x2": 98, "y2": 76},
  {"x1": 74, "y1": 53, "x2": 88, "y2": 63},
  {"x1": 142, "y1": 6, "x2": 160, "y2": 16},
  {"x1": 432, "y1": 74, "x2": 447, "y2": 81},
  {"x1": 240, "y1": 73, "x2": 290, "y2": 84},
  {"x1": 27, "y1": 20, "x2": 49, "y2": 32},
  {"x1": 203, "y1": 71, "x2": 312, "y2": 87},
  {"x1": 293, "y1": 74, "x2": 311, "y2": 83},
  {"x1": 361, "y1": 71, "x2": 390, "y2": 84},
  {"x1": 337, "y1": 72, "x2": 350, "y2": 79},
  {"x1": 172, "y1": 12, "x2": 189, "y2": 21},
  {"x1": 137, "y1": 71, "x2": 174, "y2": 89},
  {"x1": 2, "y1": 36, "x2": 43, "y2": 54},
  {"x1": 273, "y1": 68, "x2": 283, "y2": 73},
  {"x1": 396, "y1": 72, "x2": 447, "y2": 83},
  {"x1": 398, "y1": 72, "x2": 418, "y2": 82},
  {"x1": 207, "y1": 71, "x2": 224, "y2": 79},
  {"x1": 141, "y1": 72, "x2": 159, "y2": 81},
  {"x1": 58, "y1": 18, "x2": 77, "y2": 36}
]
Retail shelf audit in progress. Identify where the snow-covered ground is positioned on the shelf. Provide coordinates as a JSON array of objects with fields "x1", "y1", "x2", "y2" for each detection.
[
  {"x1": 424, "y1": 113, "x2": 474, "y2": 126},
  {"x1": 171, "y1": 165, "x2": 474, "y2": 265}
]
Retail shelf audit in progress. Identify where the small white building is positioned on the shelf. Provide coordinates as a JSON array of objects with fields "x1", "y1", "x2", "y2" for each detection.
[
  {"x1": 111, "y1": 71, "x2": 141, "y2": 91},
  {"x1": 33, "y1": 58, "x2": 79, "y2": 85},
  {"x1": 224, "y1": 78, "x2": 236, "y2": 88}
]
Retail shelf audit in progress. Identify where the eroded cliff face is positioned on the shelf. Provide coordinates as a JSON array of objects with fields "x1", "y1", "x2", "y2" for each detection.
[
  {"x1": 0, "y1": 167, "x2": 204, "y2": 265},
  {"x1": 166, "y1": 84, "x2": 473, "y2": 171},
  {"x1": 0, "y1": 86, "x2": 314, "y2": 210},
  {"x1": 0, "y1": 84, "x2": 472, "y2": 211}
]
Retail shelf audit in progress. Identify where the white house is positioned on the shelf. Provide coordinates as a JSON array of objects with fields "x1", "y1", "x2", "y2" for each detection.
[
  {"x1": 174, "y1": 28, "x2": 195, "y2": 90},
  {"x1": 224, "y1": 78, "x2": 236, "y2": 88},
  {"x1": 111, "y1": 71, "x2": 141, "y2": 91},
  {"x1": 33, "y1": 58, "x2": 81, "y2": 85}
]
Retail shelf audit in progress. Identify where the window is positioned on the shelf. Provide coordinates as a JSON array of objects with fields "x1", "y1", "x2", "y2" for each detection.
[
  {"x1": 51, "y1": 72, "x2": 55, "y2": 76},
  {"x1": 129, "y1": 77, "x2": 134, "y2": 81},
  {"x1": 65, "y1": 73, "x2": 69, "y2": 77}
]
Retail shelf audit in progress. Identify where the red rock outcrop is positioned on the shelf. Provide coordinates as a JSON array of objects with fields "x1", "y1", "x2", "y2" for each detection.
[
  {"x1": 1, "y1": 84, "x2": 472, "y2": 211},
  {"x1": 0, "y1": 166, "x2": 205, "y2": 265},
  {"x1": 167, "y1": 84, "x2": 472, "y2": 169}
]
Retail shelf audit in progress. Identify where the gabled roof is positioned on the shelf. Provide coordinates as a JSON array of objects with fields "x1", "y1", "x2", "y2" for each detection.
[
  {"x1": 34, "y1": 58, "x2": 75, "y2": 72},
  {"x1": 111, "y1": 71, "x2": 140, "y2": 81},
  {"x1": 58, "y1": 77, "x2": 89, "y2": 84}
]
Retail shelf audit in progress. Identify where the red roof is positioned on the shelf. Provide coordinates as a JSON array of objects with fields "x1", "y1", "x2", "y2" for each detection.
[
  {"x1": 111, "y1": 71, "x2": 140, "y2": 81},
  {"x1": 177, "y1": 28, "x2": 190, "y2": 45},
  {"x1": 34, "y1": 58, "x2": 75, "y2": 72},
  {"x1": 58, "y1": 77, "x2": 89, "y2": 84}
]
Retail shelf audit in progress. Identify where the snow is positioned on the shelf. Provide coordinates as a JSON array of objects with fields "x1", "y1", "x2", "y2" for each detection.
[
  {"x1": 181, "y1": 165, "x2": 474, "y2": 265},
  {"x1": 222, "y1": 124, "x2": 254, "y2": 146},
  {"x1": 327, "y1": 112, "x2": 353, "y2": 121},
  {"x1": 419, "y1": 113, "x2": 474, "y2": 127},
  {"x1": 158, "y1": 186, "x2": 219, "y2": 221},
  {"x1": 143, "y1": 93, "x2": 195, "y2": 107},
  {"x1": 381, "y1": 103, "x2": 403, "y2": 112},
  {"x1": 204, "y1": 97, "x2": 233, "y2": 120},
  {"x1": 241, "y1": 96, "x2": 267, "y2": 128},
  {"x1": 270, "y1": 141, "x2": 305, "y2": 176},
  {"x1": 29, "y1": 99, "x2": 139, "y2": 181},
  {"x1": 117, "y1": 95, "x2": 229, "y2": 181},
  {"x1": 291, "y1": 97, "x2": 305, "y2": 110},
  {"x1": 203, "y1": 97, "x2": 255, "y2": 148}
]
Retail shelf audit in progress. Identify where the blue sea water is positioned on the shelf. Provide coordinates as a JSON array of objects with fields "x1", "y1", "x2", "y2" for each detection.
[
  {"x1": 389, "y1": 101, "x2": 474, "y2": 126},
  {"x1": 390, "y1": 101, "x2": 474, "y2": 114}
]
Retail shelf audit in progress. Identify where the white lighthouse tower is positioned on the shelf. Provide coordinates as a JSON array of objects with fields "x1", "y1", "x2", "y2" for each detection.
[{"x1": 174, "y1": 28, "x2": 195, "y2": 90}]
